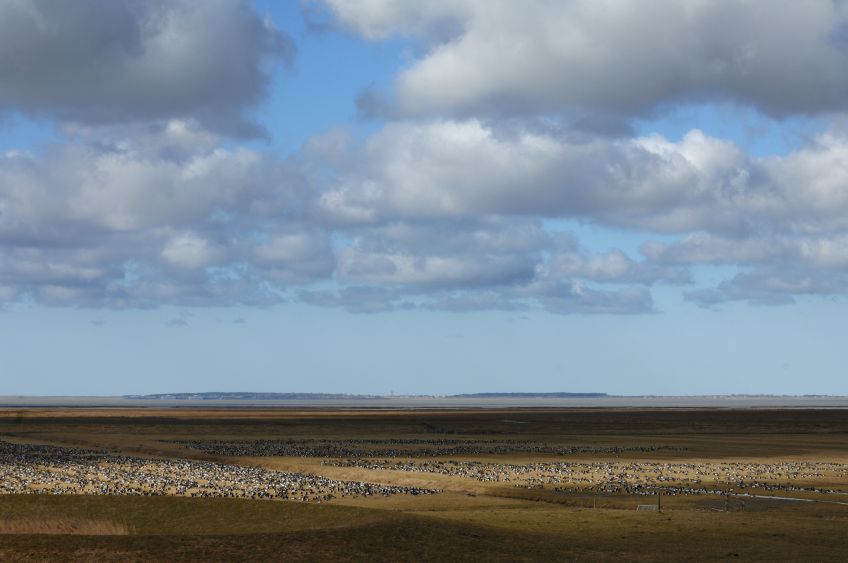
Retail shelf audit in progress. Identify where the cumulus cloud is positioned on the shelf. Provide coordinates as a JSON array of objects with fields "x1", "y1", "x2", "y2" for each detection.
[
  {"x1": 0, "y1": 118, "x2": 666, "y2": 312},
  {"x1": 547, "y1": 234, "x2": 690, "y2": 285},
  {"x1": 337, "y1": 219, "x2": 546, "y2": 288},
  {"x1": 6, "y1": 114, "x2": 848, "y2": 312},
  {"x1": 318, "y1": 119, "x2": 848, "y2": 238},
  {"x1": 643, "y1": 232, "x2": 848, "y2": 270},
  {"x1": 253, "y1": 231, "x2": 336, "y2": 284},
  {"x1": 308, "y1": 0, "x2": 470, "y2": 41},
  {"x1": 318, "y1": 120, "x2": 744, "y2": 230},
  {"x1": 7, "y1": 0, "x2": 848, "y2": 314},
  {"x1": 684, "y1": 269, "x2": 848, "y2": 307},
  {"x1": 0, "y1": 120, "x2": 309, "y2": 238},
  {"x1": 317, "y1": 0, "x2": 848, "y2": 119},
  {"x1": 0, "y1": 121, "x2": 311, "y2": 307},
  {"x1": 311, "y1": 116, "x2": 848, "y2": 308},
  {"x1": 296, "y1": 216, "x2": 666, "y2": 314},
  {"x1": 642, "y1": 233, "x2": 791, "y2": 265},
  {"x1": 161, "y1": 233, "x2": 221, "y2": 270},
  {"x1": 0, "y1": 0, "x2": 293, "y2": 135},
  {"x1": 647, "y1": 232, "x2": 848, "y2": 306}
]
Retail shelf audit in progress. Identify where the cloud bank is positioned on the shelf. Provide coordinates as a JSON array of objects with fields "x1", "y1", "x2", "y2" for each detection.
[{"x1": 2, "y1": 0, "x2": 848, "y2": 313}]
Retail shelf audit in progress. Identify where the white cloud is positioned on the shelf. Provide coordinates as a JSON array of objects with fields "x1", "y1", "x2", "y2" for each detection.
[
  {"x1": 0, "y1": 0, "x2": 293, "y2": 135},
  {"x1": 7, "y1": 0, "x2": 848, "y2": 313},
  {"x1": 548, "y1": 235, "x2": 689, "y2": 285},
  {"x1": 318, "y1": 121, "x2": 740, "y2": 231},
  {"x1": 309, "y1": 0, "x2": 470, "y2": 41},
  {"x1": 335, "y1": 219, "x2": 545, "y2": 288},
  {"x1": 318, "y1": 119, "x2": 848, "y2": 238},
  {"x1": 0, "y1": 122, "x2": 312, "y2": 307},
  {"x1": 310, "y1": 116, "x2": 848, "y2": 308},
  {"x1": 0, "y1": 118, "x2": 678, "y2": 312},
  {"x1": 0, "y1": 121, "x2": 304, "y2": 239},
  {"x1": 684, "y1": 268, "x2": 848, "y2": 307},
  {"x1": 319, "y1": 0, "x2": 848, "y2": 119},
  {"x1": 6, "y1": 115, "x2": 848, "y2": 311},
  {"x1": 253, "y1": 231, "x2": 336, "y2": 283},
  {"x1": 160, "y1": 233, "x2": 220, "y2": 270}
]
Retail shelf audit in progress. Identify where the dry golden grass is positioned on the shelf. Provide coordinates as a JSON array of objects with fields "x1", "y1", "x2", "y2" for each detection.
[
  {"x1": 0, "y1": 518, "x2": 128, "y2": 535},
  {"x1": 0, "y1": 495, "x2": 846, "y2": 562}
]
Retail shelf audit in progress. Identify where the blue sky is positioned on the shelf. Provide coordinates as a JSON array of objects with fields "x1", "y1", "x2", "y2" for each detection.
[{"x1": 1, "y1": 0, "x2": 848, "y2": 395}]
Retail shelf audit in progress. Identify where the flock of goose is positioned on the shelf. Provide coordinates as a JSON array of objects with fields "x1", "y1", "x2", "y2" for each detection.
[
  {"x1": 0, "y1": 441, "x2": 437, "y2": 502},
  {"x1": 4, "y1": 436, "x2": 845, "y2": 503},
  {"x1": 324, "y1": 459, "x2": 848, "y2": 497}
]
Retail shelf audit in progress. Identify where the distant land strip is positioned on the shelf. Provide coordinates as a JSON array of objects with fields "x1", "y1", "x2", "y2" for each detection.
[
  {"x1": 449, "y1": 392, "x2": 607, "y2": 399},
  {"x1": 124, "y1": 392, "x2": 609, "y2": 400},
  {"x1": 123, "y1": 392, "x2": 387, "y2": 401}
]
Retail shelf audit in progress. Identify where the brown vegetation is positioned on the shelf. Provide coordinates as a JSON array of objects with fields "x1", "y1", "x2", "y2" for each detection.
[
  {"x1": 0, "y1": 407, "x2": 846, "y2": 561},
  {"x1": 0, "y1": 518, "x2": 128, "y2": 535}
]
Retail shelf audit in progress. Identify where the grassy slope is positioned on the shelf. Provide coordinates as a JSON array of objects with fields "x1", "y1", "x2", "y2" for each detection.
[
  {"x1": 0, "y1": 496, "x2": 577, "y2": 562},
  {"x1": 0, "y1": 495, "x2": 846, "y2": 562}
]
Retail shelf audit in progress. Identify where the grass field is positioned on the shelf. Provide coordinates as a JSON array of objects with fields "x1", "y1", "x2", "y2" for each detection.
[{"x1": 0, "y1": 408, "x2": 847, "y2": 561}]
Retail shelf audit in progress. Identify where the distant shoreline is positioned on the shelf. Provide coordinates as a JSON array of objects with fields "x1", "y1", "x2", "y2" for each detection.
[
  {"x1": 122, "y1": 392, "x2": 610, "y2": 401},
  {"x1": 1, "y1": 394, "x2": 847, "y2": 409}
]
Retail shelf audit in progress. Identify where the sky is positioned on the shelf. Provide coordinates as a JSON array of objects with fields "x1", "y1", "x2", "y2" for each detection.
[{"x1": 2, "y1": 0, "x2": 848, "y2": 396}]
